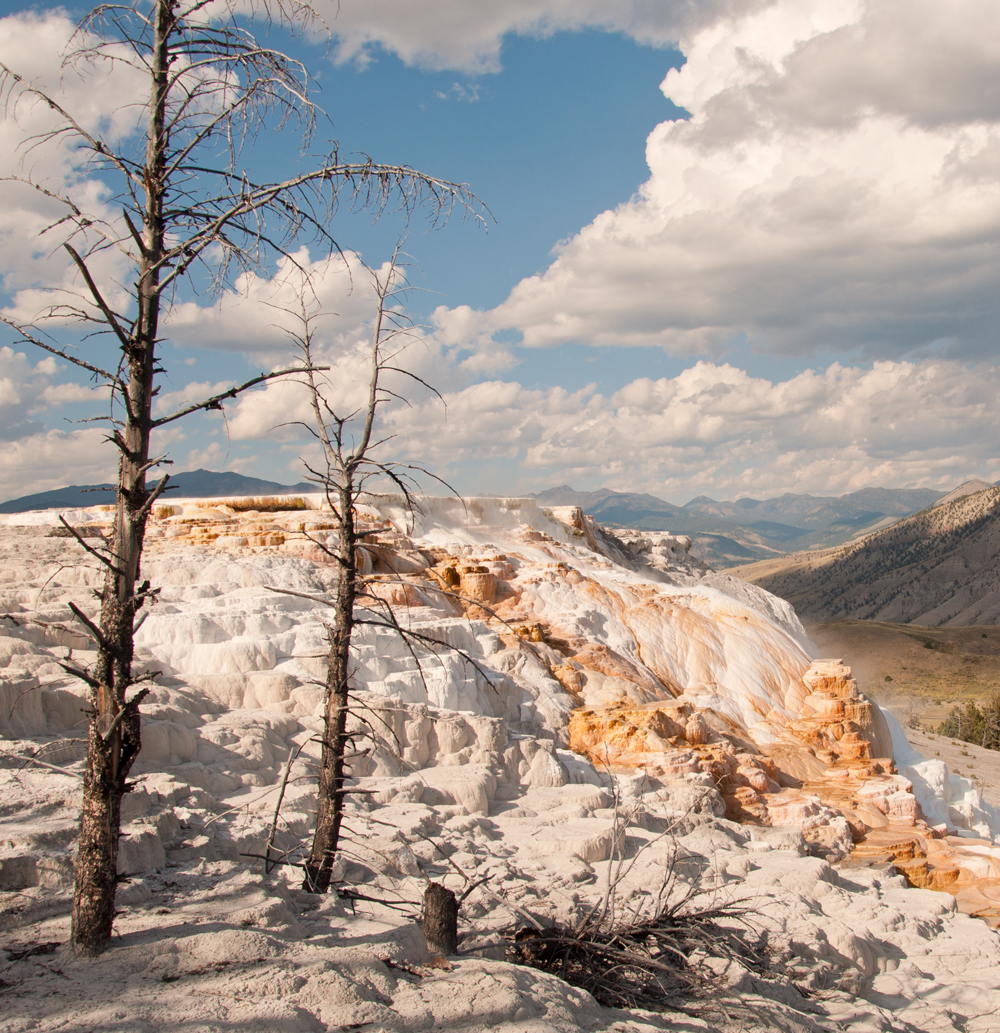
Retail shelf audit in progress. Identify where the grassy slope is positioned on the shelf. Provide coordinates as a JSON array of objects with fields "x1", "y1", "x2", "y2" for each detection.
[{"x1": 807, "y1": 620, "x2": 1000, "y2": 727}]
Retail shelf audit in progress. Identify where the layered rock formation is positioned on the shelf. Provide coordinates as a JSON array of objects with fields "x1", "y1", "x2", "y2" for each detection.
[
  {"x1": 3, "y1": 498, "x2": 998, "y2": 853},
  {"x1": 8, "y1": 494, "x2": 1000, "y2": 1029},
  {"x1": 567, "y1": 656, "x2": 911, "y2": 859}
]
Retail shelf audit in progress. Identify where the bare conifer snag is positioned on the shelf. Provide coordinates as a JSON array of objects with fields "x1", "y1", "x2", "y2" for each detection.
[
  {"x1": 423, "y1": 883, "x2": 459, "y2": 957},
  {"x1": 277, "y1": 253, "x2": 456, "y2": 894},
  {"x1": 1, "y1": 0, "x2": 482, "y2": 955}
]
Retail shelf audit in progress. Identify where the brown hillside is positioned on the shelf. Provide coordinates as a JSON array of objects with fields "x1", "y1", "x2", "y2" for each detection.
[{"x1": 732, "y1": 486, "x2": 1000, "y2": 626}]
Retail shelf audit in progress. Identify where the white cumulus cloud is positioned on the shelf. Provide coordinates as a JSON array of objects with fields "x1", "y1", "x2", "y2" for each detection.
[
  {"x1": 309, "y1": 0, "x2": 764, "y2": 73},
  {"x1": 0, "y1": 426, "x2": 114, "y2": 500},
  {"x1": 0, "y1": 11, "x2": 146, "y2": 323},
  {"x1": 472, "y1": 0, "x2": 1000, "y2": 359},
  {"x1": 0, "y1": 344, "x2": 117, "y2": 499},
  {"x1": 226, "y1": 356, "x2": 1000, "y2": 500}
]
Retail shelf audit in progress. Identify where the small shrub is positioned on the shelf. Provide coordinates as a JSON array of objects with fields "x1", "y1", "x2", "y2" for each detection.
[
  {"x1": 507, "y1": 892, "x2": 766, "y2": 1010},
  {"x1": 507, "y1": 796, "x2": 779, "y2": 1012}
]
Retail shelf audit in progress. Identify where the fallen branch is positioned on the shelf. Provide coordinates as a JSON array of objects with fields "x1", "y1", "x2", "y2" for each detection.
[{"x1": 10, "y1": 755, "x2": 84, "y2": 780}]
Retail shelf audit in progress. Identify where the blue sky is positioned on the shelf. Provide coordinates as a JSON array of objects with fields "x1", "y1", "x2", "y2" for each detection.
[
  {"x1": 308, "y1": 32, "x2": 686, "y2": 313},
  {"x1": 3, "y1": 1, "x2": 1000, "y2": 504},
  {"x1": 166, "y1": 27, "x2": 697, "y2": 393}
]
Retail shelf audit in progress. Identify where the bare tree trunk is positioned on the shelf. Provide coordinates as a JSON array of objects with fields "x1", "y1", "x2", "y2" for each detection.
[
  {"x1": 303, "y1": 482, "x2": 357, "y2": 893},
  {"x1": 1, "y1": 0, "x2": 478, "y2": 953},
  {"x1": 70, "y1": 0, "x2": 168, "y2": 956},
  {"x1": 71, "y1": 694, "x2": 127, "y2": 953},
  {"x1": 423, "y1": 883, "x2": 459, "y2": 956},
  {"x1": 71, "y1": 443, "x2": 155, "y2": 955}
]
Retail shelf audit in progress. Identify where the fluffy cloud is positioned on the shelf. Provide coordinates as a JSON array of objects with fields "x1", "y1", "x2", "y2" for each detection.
[
  {"x1": 0, "y1": 345, "x2": 116, "y2": 498},
  {"x1": 167, "y1": 247, "x2": 518, "y2": 407},
  {"x1": 311, "y1": 0, "x2": 764, "y2": 72},
  {"x1": 472, "y1": 0, "x2": 1000, "y2": 358},
  {"x1": 0, "y1": 346, "x2": 108, "y2": 442},
  {"x1": 0, "y1": 12, "x2": 146, "y2": 323},
  {"x1": 0, "y1": 427, "x2": 114, "y2": 500},
  {"x1": 167, "y1": 249, "x2": 387, "y2": 363},
  {"x1": 227, "y1": 356, "x2": 1000, "y2": 500},
  {"x1": 165, "y1": 247, "x2": 509, "y2": 445}
]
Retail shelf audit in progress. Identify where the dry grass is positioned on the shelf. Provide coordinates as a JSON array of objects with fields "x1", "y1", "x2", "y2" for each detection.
[{"x1": 807, "y1": 620, "x2": 1000, "y2": 725}]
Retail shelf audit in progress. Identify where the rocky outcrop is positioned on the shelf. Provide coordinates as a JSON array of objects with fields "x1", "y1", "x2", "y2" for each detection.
[
  {"x1": 11, "y1": 496, "x2": 1000, "y2": 1031},
  {"x1": 5, "y1": 495, "x2": 1000, "y2": 918},
  {"x1": 567, "y1": 658, "x2": 910, "y2": 859}
]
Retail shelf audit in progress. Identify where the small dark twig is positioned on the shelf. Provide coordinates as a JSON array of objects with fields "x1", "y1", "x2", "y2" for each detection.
[{"x1": 264, "y1": 738, "x2": 312, "y2": 873}]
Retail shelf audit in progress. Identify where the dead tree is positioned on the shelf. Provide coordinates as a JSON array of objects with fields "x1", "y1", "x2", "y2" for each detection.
[
  {"x1": 274, "y1": 249, "x2": 452, "y2": 893},
  {"x1": 423, "y1": 883, "x2": 459, "y2": 956},
  {"x1": 0, "y1": 0, "x2": 482, "y2": 955}
]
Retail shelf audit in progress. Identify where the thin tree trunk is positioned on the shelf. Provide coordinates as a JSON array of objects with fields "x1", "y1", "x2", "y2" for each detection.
[
  {"x1": 71, "y1": 687, "x2": 125, "y2": 952},
  {"x1": 303, "y1": 481, "x2": 357, "y2": 893},
  {"x1": 423, "y1": 883, "x2": 459, "y2": 956},
  {"x1": 70, "y1": 0, "x2": 169, "y2": 956}
]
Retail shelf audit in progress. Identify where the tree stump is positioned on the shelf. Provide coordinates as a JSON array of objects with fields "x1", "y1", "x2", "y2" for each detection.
[{"x1": 423, "y1": 882, "x2": 458, "y2": 956}]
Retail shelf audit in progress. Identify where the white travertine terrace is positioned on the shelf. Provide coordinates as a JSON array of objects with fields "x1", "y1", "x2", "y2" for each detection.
[{"x1": 5, "y1": 495, "x2": 1000, "y2": 1031}]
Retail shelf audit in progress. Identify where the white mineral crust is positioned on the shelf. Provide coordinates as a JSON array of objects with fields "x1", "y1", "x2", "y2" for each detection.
[{"x1": 2, "y1": 497, "x2": 1000, "y2": 1032}]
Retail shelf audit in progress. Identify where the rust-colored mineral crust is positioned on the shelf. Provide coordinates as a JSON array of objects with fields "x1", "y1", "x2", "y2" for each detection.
[
  {"x1": 568, "y1": 659, "x2": 912, "y2": 854},
  {"x1": 566, "y1": 655, "x2": 1000, "y2": 915}
]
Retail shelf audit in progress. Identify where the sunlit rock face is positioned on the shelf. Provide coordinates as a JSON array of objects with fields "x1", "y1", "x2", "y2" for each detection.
[
  {"x1": 6, "y1": 492, "x2": 1000, "y2": 918},
  {"x1": 566, "y1": 656, "x2": 909, "y2": 858}
]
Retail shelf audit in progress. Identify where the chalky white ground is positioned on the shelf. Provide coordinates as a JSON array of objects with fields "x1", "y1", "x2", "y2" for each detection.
[{"x1": 3, "y1": 497, "x2": 1000, "y2": 1032}]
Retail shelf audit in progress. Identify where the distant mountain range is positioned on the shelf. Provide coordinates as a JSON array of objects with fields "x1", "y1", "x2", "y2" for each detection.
[
  {"x1": 531, "y1": 484, "x2": 950, "y2": 567},
  {"x1": 0, "y1": 470, "x2": 314, "y2": 515},
  {"x1": 2, "y1": 473, "x2": 981, "y2": 578},
  {"x1": 684, "y1": 486, "x2": 943, "y2": 527},
  {"x1": 732, "y1": 483, "x2": 1000, "y2": 626}
]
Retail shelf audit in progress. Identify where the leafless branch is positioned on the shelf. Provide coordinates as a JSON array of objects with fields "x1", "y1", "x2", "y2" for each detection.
[
  {"x1": 0, "y1": 317, "x2": 123, "y2": 387},
  {"x1": 151, "y1": 366, "x2": 328, "y2": 426},
  {"x1": 58, "y1": 516, "x2": 121, "y2": 575}
]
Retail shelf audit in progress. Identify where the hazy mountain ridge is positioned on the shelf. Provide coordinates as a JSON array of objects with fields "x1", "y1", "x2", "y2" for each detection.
[
  {"x1": 531, "y1": 485, "x2": 688, "y2": 524},
  {"x1": 733, "y1": 485, "x2": 1000, "y2": 626},
  {"x1": 684, "y1": 486, "x2": 944, "y2": 527},
  {"x1": 0, "y1": 469, "x2": 314, "y2": 514},
  {"x1": 1, "y1": 475, "x2": 960, "y2": 574},
  {"x1": 531, "y1": 483, "x2": 947, "y2": 567},
  {"x1": 531, "y1": 485, "x2": 791, "y2": 566}
]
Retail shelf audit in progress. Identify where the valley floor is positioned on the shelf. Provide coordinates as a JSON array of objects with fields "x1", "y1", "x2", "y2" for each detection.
[{"x1": 809, "y1": 621, "x2": 1000, "y2": 727}]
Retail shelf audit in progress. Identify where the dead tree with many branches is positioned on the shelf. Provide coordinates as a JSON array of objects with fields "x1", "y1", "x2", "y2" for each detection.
[
  {"x1": 272, "y1": 249, "x2": 458, "y2": 893},
  {"x1": 0, "y1": 0, "x2": 482, "y2": 955}
]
